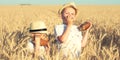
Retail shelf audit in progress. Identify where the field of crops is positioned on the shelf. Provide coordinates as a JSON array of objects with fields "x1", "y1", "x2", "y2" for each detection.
[{"x1": 0, "y1": 5, "x2": 120, "y2": 60}]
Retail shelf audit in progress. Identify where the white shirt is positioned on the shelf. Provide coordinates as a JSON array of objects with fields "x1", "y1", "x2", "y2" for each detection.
[
  {"x1": 27, "y1": 39, "x2": 46, "y2": 55},
  {"x1": 54, "y1": 24, "x2": 83, "y2": 57}
]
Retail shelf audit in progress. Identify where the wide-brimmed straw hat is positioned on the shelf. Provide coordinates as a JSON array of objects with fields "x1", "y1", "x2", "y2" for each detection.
[
  {"x1": 29, "y1": 21, "x2": 47, "y2": 34},
  {"x1": 58, "y1": 2, "x2": 78, "y2": 15}
]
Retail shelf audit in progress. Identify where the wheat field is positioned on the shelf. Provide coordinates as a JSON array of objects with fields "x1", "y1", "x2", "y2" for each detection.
[{"x1": 0, "y1": 5, "x2": 120, "y2": 60}]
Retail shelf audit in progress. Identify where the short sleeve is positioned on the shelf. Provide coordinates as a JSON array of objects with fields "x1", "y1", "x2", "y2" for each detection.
[
  {"x1": 54, "y1": 26, "x2": 58, "y2": 40},
  {"x1": 54, "y1": 25, "x2": 61, "y2": 40},
  {"x1": 54, "y1": 25, "x2": 63, "y2": 48},
  {"x1": 54, "y1": 25, "x2": 65, "y2": 43}
]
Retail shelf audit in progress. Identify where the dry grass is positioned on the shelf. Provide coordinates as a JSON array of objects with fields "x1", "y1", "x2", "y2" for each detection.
[{"x1": 0, "y1": 5, "x2": 120, "y2": 60}]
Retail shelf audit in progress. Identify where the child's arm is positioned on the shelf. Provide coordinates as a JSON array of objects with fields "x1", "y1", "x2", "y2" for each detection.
[
  {"x1": 57, "y1": 24, "x2": 72, "y2": 43},
  {"x1": 34, "y1": 35, "x2": 40, "y2": 57},
  {"x1": 81, "y1": 30, "x2": 89, "y2": 47},
  {"x1": 81, "y1": 22, "x2": 92, "y2": 47},
  {"x1": 57, "y1": 16, "x2": 73, "y2": 43}
]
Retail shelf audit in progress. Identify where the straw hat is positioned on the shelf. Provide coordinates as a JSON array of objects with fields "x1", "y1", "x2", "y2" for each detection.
[
  {"x1": 29, "y1": 21, "x2": 47, "y2": 33},
  {"x1": 58, "y1": 2, "x2": 78, "y2": 15}
]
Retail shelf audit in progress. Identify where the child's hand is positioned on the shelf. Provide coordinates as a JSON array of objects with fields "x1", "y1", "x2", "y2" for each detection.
[{"x1": 66, "y1": 16, "x2": 74, "y2": 25}]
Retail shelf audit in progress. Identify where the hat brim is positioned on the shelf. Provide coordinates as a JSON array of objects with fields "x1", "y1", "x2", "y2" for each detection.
[
  {"x1": 31, "y1": 31, "x2": 48, "y2": 34},
  {"x1": 30, "y1": 31, "x2": 48, "y2": 34},
  {"x1": 29, "y1": 28, "x2": 48, "y2": 34}
]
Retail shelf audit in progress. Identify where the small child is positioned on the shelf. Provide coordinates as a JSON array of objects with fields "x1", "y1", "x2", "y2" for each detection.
[
  {"x1": 54, "y1": 2, "x2": 92, "y2": 59},
  {"x1": 27, "y1": 21, "x2": 50, "y2": 58}
]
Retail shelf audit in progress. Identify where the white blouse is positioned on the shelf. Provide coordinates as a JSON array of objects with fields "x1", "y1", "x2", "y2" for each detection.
[
  {"x1": 27, "y1": 39, "x2": 46, "y2": 55},
  {"x1": 54, "y1": 24, "x2": 83, "y2": 57}
]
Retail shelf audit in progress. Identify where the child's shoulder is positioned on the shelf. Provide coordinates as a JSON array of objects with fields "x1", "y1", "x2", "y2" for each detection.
[
  {"x1": 72, "y1": 25, "x2": 78, "y2": 29},
  {"x1": 55, "y1": 24, "x2": 77, "y2": 28},
  {"x1": 54, "y1": 24, "x2": 66, "y2": 31}
]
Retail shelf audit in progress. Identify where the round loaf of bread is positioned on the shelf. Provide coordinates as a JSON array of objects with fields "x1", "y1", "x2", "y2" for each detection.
[{"x1": 78, "y1": 22, "x2": 91, "y2": 31}]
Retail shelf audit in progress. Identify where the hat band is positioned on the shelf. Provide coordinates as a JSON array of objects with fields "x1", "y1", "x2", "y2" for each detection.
[{"x1": 30, "y1": 28, "x2": 47, "y2": 32}]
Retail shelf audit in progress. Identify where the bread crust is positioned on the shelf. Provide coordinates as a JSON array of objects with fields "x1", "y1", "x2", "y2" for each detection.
[{"x1": 78, "y1": 22, "x2": 91, "y2": 31}]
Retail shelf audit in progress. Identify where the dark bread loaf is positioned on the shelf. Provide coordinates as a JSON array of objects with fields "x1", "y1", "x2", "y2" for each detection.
[{"x1": 78, "y1": 22, "x2": 91, "y2": 31}]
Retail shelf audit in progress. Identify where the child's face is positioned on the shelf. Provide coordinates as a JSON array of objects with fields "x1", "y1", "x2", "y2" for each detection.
[{"x1": 61, "y1": 7, "x2": 76, "y2": 24}]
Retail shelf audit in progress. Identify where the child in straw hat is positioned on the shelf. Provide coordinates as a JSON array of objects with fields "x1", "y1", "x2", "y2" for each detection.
[
  {"x1": 27, "y1": 21, "x2": 50, "y2": 58},
  {"x1": 54, "y1": 2, "x2": 92, "y2": 59}
]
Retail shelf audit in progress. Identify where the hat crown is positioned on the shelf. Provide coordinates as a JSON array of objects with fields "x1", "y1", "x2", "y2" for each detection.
[
  {"x1": 58, "y1": 2, "x2": 77, "y2": 15},
  {"x1": 30, "y1": 21, "x2": 47, "y2": 33},
  {"x1": 30, "y1": 21, "x2": 46, "y2": 30}
]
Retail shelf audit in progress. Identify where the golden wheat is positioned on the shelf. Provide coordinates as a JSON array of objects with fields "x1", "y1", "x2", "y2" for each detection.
[{"x1": 0, "y1": 5, "x2": 120, "y2": 60}]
